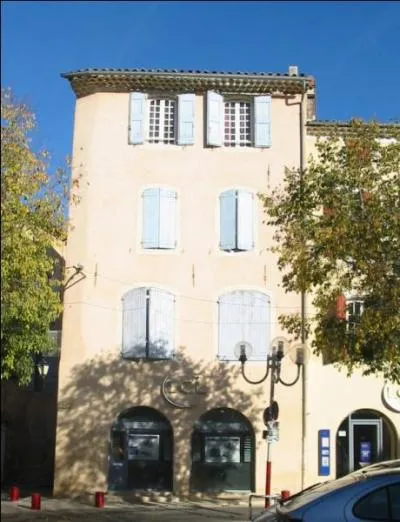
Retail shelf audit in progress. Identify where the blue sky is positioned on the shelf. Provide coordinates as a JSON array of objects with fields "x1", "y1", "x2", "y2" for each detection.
[{"x1": 2, "y1": 0, "x2": 400, "y2": 171}]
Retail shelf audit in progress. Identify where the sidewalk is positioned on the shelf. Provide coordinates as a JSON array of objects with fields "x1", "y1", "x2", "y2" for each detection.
[{"x1": 1, "y1": 493, "x2": 266, "y2": 521}]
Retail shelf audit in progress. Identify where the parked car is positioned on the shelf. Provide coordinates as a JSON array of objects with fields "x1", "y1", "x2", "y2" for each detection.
[{"x1": 252, "y1": 460, "x2": 400, "y2": 521}]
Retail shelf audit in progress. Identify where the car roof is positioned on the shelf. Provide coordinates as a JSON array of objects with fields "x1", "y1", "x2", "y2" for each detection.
[{"x1": 278, "y1": 461, "x2": 400, "y2": 513}]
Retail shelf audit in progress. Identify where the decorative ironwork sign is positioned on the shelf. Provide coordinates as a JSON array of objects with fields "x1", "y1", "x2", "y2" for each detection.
[{"x1": 161, "y1": 374, "x2": 207, "y2": 409}]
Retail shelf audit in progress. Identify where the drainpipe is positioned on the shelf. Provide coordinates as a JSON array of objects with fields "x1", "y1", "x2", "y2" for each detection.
[{"x1": 299, "y1": 79, "x2": 308, "y2": 490}]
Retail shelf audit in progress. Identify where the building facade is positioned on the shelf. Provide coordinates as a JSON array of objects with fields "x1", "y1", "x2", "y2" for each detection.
[{"x1": 54, "y1": 68, "x2": 399, "y2": 499}]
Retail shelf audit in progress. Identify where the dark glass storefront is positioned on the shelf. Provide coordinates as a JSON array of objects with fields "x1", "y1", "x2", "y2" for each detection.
[
  {"x1": 108, "y1": 406, "x2": 173, "y2": 491},
  {"x1": 190, "y1": 408, "x2": 255, "y2": 492}
]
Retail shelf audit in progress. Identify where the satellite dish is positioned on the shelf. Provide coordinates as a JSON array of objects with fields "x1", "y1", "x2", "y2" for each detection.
[
  {"x1": 270, "y1": 336, "x2": 291, "y2": 356},
  {"x1": 234, "y1": 341, "x2": 253, "y2": 360},
  {"x1": 288, "y1": 343, "x2": 309, "y2": 365}
]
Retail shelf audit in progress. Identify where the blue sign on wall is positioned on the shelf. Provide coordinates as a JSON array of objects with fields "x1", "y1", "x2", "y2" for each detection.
[
  {"x1": 360, "y1": 441, "x2": 372, "y2": 465},
  {"x1": 318, "y1": 429, "x2": 330, "y2": 476}
]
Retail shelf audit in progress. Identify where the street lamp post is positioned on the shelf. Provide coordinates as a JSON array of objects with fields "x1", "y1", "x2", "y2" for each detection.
[
  {"x1": 239, "y1": 338, "x2": 304, "y2": 508},
  {"x1": 34, "y1": 355, "x2": 50, "y2": 392}
]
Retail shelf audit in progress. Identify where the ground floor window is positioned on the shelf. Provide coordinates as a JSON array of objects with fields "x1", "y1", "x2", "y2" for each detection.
[
  {"x1": 190, "y1": 407, "x2": 254, "y2": 492},
  {"x1": 336, "y1": 409, "x2": 397, "y2": 478},
  {"x1": 108, "y1": 406, "x2": 173, "y2": 491}
]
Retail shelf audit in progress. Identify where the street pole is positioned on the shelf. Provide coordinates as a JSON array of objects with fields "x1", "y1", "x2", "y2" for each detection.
[{"x1": 265, "y1": 352, "x2": 276, "y2": 508}]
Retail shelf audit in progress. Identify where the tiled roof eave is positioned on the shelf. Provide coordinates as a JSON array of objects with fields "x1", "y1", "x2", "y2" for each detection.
[
  {"x1": 62, "y1": 69, "x2": 314, "y2": 97},
  {"x1": 307, "y1": 121, "x2": 400, "y2": 138}
]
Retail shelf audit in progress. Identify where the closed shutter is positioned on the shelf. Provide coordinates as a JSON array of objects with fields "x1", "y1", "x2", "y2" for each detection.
[
  {"x1": 159, "y1": 189, "x2": 177, "y2": 249},
  {"x1": 218, "y1": 291, "x2": 269, "y2": 361},
  {"x1": 254, "y1": 95, "x2": 271, "y2": 148},
  {"x1": 218, "y1": 291, "x2": 243, "y2": 360},
  {"x1": 129, "y1": 92, "x2": 146, "y2": 144},
  {"x1": 142, "y1": 188, "x2": 160, "y2": 248},
  {"x1": 122, "y1": 288, "x2": 147, "y2": 358},
  {"x1": 220, "y1": 190, "x2": 236, "y2": 250},
  {"x1": 177, "y1": 93, "x2": 195, "y2": 145},
  {"x1": 207, "y1": 91, "x2": 223, "y2": 146},
  {"x1": 237, "y1": 191, "x2": 255, "y2": 251},
  {"x1": 149, "y1": 289, "x2": 175, "y2": 359},
  {"x1": 245, "y1": 292, "x2": 269, "y2": 360}
]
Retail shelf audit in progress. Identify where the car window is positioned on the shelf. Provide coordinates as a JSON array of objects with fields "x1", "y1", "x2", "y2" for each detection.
[
  {"x1": 389, "y1": 484, "x2": 400, "y2": 521},
  {"x1": 353, "y1": 487, "x2": 389, "y2": 520}
]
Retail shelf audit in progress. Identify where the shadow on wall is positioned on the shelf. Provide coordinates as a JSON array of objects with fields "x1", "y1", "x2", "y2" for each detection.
[{"x1": 55, "y1": 350, "x2": 264, "y2": 497}]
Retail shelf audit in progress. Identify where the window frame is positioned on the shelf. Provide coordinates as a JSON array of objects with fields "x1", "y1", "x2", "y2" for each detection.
[
  {"x1": 346, "y1": 296, "x2": 365, "y2": 332},
  {"x1": 146, "y1": 95, "x2": 178, "y2": 145},
  {"x1": 223, "y1": 97, "x2": 253, "y2": 148}
]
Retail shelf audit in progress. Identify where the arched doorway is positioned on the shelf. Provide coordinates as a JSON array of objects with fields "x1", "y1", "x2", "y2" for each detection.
[
  {"x1": 108, "y1": 406, "x2": 173, "y2": 491},
  {"x1": 336, "y1": 409, "x2": 397, "y2": 478},
  {"x1": 190, "y1": 408, "x2": 254, "y2": 492}
]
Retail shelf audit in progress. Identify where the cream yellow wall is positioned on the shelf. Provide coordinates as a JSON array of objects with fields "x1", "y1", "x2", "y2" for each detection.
[{"x1": 55, "y1": 90, "x2": 306, "y2": 497}]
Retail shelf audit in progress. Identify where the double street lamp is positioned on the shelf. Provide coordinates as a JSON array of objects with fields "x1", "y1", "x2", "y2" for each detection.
[{"x1": 238, "y1": 338, "x2": 305, "y2": 507}]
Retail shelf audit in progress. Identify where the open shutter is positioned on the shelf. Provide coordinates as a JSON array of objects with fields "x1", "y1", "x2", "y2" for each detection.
[
  {"x1": 245, "y1": 292, "x2": 269, "y2": 360},
  {"x1": 218, "y1": 292, "x2": 242, "y2": 361},
  {"x1": 254, "y1": 95, "x2": 271, "y2": 148},
  {"x1": 149, "y1": 289, "x2": 174, "y2": 359},
  {"x1": 159, "y1": 189, "x2": 177, "y2": 249},
  {"x1": 237, "y1": 191, "x2": 255, "y2": 251},
  {"x1": 219, "y1": 190, "x2": 236, "y2": 250},
  {"x1": 207, "y1": 91, "x2": 223, "y2": 146},
  {"x1": 142, "y1": 188, "x2": 160, "y2": 248},
  {"x1": 122, "y1": 288, "x2": 147, "y2": 358},
  {"x1": 177, "y1": 94, "x2": 195, "y2": 145},
  {"x1": 336, "y1": 294, "x2": 347, "y2": 320},
  {"x1": 129, "y1": 92, "x2": 146, "y2": 144}
]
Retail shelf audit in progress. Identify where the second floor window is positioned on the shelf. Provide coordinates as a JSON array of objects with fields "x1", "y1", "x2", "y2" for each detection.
[
  {"x1": 219, "y1": 190, "x2": 255, "y2": 251},
  {"x1": 347, "y1": 298, "x2": 364, "y2": 331},
  {"x1": 122, "y1": 287, "x2": 175, "y2": 359},
  {"x1": 142, "y1": 188, "x2": 177, "y2": 249},
  {"x1": 224, "y1": 101, "x2": 251, "y2": 147},
  {"x1": 129, "y1": 92, "x2": 195, "y2": 146},
  {"x1": 148, "y1": 99, "x2": 176, "y2": 144}
]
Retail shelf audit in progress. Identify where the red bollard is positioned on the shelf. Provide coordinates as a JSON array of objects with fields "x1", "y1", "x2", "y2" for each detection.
[
  {"x1": 281, "y1": 490, "x2": 291, "y2": 500},
  {"x1": 95, "y1": 491, "x2": 105, "y2": 508},
  {"x1": 9, "y1": 486, "x2": 20, "y2": 502},
  {"x1": 31, "y1": 493, "x2": 41, "y2": 510}
]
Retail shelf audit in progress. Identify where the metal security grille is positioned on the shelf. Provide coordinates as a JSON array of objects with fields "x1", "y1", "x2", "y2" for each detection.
[
  {"x1": 148, "y1": 99, "x2": 176, "y2": 143},
  {"x1": 224, "y1": 101, "x2": 251, "y2": 147}
]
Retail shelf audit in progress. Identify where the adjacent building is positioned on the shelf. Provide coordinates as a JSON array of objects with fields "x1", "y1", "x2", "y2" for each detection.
[{"x1": 54, "y1": 67, "x2": 399, "y2": 499}]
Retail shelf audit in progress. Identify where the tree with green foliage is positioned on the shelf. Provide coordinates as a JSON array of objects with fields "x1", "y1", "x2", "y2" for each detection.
[
  {"x1": 261, "y1": 120, "x2": 400, "y2": 384},
  {"x1": 1, "y1": 88, "x2": 75, "y2": 385}
]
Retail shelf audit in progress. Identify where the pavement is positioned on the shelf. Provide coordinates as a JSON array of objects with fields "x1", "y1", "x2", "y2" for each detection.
[{"x1": 1, "y1": 493, "x2": 268, "y2": 521}]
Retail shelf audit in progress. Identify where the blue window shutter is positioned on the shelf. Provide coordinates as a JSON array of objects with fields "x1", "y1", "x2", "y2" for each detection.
[
  {"x1": 207, "y1": 91, "x2": 223, "y2": 146},
  {"x1": 177, "y1": 94, "x2": 195, "y2": 145},
  {"x1": 220, "y1": 190, "x2": 236, "y2": 250},
  {"x1": 142, "y1": 188, "x2": 160, "y2": 248},
  {"x1": 237, "y1": 191, "x2": 255, "y2": 251},
  {"x1": 129, "y1": 92, "x2": 145, "y2": 144},
  {"x1": 122, "y1": 288, "x2": 147, "y2": 358},
  {"x1": 149, "y1": 289, "x2": 174, "y2": 358},
  {"x1": 244, "y1": 292, "x2": 270, "y2": 361},
  {"x1": 254, "y1": 95, "x2": 271, "y2": 148},
  {"x1": 159, "y1": 189, "x2": 177, "y2": 249}
]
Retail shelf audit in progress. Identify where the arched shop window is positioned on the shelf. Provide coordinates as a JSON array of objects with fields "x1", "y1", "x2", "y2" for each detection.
[
  {"x1": 108, "y1": 406, "x2": 173, "y2": 491},
  {"x1": 190, "y1": 408, "x2": 255, "y2": 492}
]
